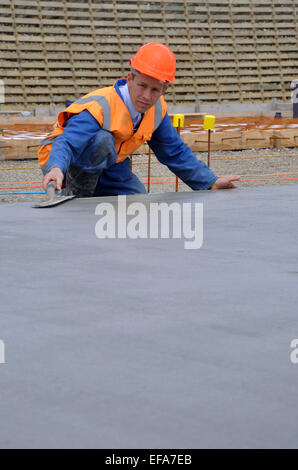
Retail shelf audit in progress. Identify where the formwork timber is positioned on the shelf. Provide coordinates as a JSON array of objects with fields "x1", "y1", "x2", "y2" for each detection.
[
  {"x1": 0, "y1": 186, "x2": 298, "y2": 448},
  {"x1": 1, "y1": 115, "x2": 298, "y2": 160}
]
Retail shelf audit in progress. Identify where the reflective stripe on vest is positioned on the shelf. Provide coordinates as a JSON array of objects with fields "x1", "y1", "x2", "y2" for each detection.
[
  {"x1": 154, "y1": 99, "x2": 163, "y2": 131},
  {"x1": 39, "y1": 135, "x2": 58, "y2": 146},
  {"x1": 39, "y1": 96, "x2": 163, "y2": 148},
  {"x1": 76, "y1": 95, "x2": 111, "y2": 130},
  {"x1": 39, "y1": 95, "x2": 111, "y2": 147},
  {"x1": 76, "y1": 94, "x2": 162, "y2": 133}
]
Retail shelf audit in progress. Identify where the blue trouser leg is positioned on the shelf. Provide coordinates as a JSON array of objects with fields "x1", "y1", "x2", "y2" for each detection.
[
  {"x1": 65, "y1": 129, "x2": 118, "y2": 197},
  {"x1": 65, "y1": 129, "x2": 146, "y2": 197},
  {"x1": 65, "y1": 128, "x2": 147, "y2": 197},
  {"x1": 93, "y1": 158, "x2": 147, "y2": 196}
]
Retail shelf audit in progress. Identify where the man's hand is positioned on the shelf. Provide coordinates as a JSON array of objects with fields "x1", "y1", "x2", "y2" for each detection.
[
  {"x1": 210, "y1": 175, "x2": 240, "y2": 190},
  {"x1": 43, "y1": 167, "x2": 64, "y2": 192}
]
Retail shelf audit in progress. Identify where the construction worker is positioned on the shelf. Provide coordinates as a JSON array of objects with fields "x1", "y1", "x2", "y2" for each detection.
[{"x1": 38, "y1": 43, "x2": 240, "y2": 196}]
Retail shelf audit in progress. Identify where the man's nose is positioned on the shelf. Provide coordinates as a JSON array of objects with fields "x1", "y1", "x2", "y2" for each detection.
[{"x1": 142, "y1": 88, "x2": 152, "y2": 101}]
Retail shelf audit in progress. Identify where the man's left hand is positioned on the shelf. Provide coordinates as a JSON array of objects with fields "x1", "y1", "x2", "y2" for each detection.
[{"x1": 210, "y1": 175, "x2": 240, "y2": 190}]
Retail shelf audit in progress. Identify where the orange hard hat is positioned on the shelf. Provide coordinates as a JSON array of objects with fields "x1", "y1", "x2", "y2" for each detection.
[{"x1": 130, "y1": 42, "x2": 176, "y2": 84}]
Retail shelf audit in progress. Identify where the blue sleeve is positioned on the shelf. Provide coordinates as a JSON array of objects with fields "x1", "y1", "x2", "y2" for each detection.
[
  {"x1": 148, "y1": 113, "x2": 218, "y2": 190},
  {"x1": 47, "y1": 110, "x2": 101, "y2": 174}
]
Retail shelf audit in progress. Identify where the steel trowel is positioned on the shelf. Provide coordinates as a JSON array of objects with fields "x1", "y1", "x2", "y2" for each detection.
[{"x1": 33, "y1": 182, "x2": 75, "y2": 208}]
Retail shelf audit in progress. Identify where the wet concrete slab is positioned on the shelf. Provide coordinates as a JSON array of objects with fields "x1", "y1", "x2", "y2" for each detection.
[{"x1": 0, "y1": 185, "x2": 298, "y2": 448}]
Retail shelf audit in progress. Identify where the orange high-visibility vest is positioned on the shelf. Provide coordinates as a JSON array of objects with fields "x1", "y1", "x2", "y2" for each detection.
[{"x1": 38, "y1": 84, "x2": 167, "y2": 170}]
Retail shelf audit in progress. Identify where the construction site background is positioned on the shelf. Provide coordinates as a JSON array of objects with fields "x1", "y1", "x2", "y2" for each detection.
[
  {"x1": 1, "y1": 1, "x2": 298, "y2": 202},
  {"x1": 0, "y1": 0, "x2": 297, "y2": 113}
]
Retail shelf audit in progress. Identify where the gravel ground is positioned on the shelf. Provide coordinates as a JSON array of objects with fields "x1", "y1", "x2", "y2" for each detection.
[{"x1": 1, "y1": 147, "x2": 298, "y2": 204}]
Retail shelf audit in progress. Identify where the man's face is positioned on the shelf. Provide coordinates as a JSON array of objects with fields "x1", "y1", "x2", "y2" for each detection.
[{"x1": 127, "y1": 72, "x2": 168, "y2": 113}]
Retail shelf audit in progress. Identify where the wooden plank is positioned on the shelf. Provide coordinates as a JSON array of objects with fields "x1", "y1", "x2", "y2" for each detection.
[
  {"x1": 0, "y1": 116, "x2": 56, "y2": 126},
  {"x1": 0, "y1": 139, "x2": 41, "y2": 160},
  {"x1": 1, "y1": 29, "x2": 294, "y2": 44},
  {"x1": 182, "y1": 128, "x2": 298, "y2": 152},
  {"x1": 2, "y1": 126, "x2": 298, "y2": 160}
]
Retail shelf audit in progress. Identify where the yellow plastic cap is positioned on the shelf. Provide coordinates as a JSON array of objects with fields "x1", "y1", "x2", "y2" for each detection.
[
  {"x1": 203, "y1": 115, "x2": 215, "y2": 130},
  {"x1": 173, "y1": 114, "x2": 185, "y2": 128}
]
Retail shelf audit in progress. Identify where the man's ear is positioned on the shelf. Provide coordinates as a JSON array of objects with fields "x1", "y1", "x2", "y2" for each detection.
[
  {"x1": 127, "y1": 72, "x2": 133, "y2": 85},
  {"x1": 161, "y1": 85, "x2": 168, "y2": 96}
]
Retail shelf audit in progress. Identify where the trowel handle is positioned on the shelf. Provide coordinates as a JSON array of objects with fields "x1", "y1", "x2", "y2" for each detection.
[{"x1": 46, "y1": 182, "x2": 57, "y2": 200}]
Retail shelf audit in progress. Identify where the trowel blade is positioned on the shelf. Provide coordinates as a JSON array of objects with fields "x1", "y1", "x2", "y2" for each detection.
[{"x1": 33, "y1": 194, "x2": 75, "y2": 208}]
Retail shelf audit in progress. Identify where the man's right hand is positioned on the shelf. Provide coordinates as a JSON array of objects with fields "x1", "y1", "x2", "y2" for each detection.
[{"x1": 43, "y1": 167, "x2": 64, "y2": 192}]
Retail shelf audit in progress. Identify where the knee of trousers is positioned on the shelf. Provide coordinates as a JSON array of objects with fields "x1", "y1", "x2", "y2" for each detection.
[{"x1": 87, "y1": 129, "x2": 118, "y2": 168}]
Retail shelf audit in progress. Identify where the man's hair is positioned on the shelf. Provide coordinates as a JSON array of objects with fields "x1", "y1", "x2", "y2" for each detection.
[
  {"x1": 130, "y1": 67, "x2": 140, "y2": 77},
  {"x1": 130, "y1": 67, "x2": 169, "y2": 89}
]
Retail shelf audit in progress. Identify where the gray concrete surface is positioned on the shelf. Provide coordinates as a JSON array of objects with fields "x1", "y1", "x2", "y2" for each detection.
[{"x1": 0, "y1": 185, "x2": 298, "y2": 449}]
